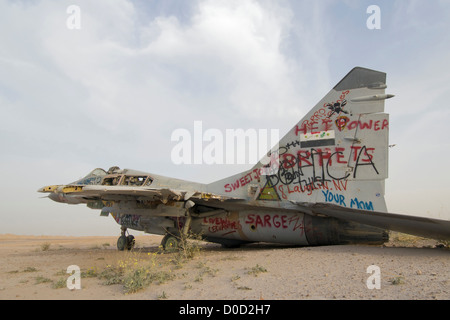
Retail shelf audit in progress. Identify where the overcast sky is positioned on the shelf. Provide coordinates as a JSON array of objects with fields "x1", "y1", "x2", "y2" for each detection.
[{"x1": 1, "y1": 0, "x2": 449, "y2": 236}]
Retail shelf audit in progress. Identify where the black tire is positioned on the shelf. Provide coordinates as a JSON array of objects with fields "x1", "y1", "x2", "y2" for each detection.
[
  {"x1": 161, "y1": 234, "x2": 180, "y2": 252},
  {"x1": 117, "y1": 235, "x2": 127, "y2": 251},
  {"x1": 126, "y1": 235, "x2": 135, "y2": 250}
]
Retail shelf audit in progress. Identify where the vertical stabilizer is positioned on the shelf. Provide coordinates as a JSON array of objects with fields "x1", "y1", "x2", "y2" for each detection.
[{"x1": 209, "y1": 67, "x2": 393, "y2": 213}]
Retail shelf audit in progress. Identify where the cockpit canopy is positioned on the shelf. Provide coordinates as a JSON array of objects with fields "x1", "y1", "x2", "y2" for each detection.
[
  {"x1": 71, "y1": 168, "x2": 107, "y2": 185},
  {"x1": 102, "y1": 174, "x2": 152, "y2": 186},
  {"x1": 71, "y1": 167, "x2": 153, "y2": 187}
]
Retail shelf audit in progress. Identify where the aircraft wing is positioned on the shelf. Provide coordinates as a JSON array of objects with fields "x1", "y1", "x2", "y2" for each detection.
[
  {"x1": 294, "y1": 202, "x2": 450, "y2": 241},
  {"x1": 60, "y1": 185, "x2": 185, "y2": 202},
  {"x1": 42, "y1": 184, "x2": 243, "y2": 204}
]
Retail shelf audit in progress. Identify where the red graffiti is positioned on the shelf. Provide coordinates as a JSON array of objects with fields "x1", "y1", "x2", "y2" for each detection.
[
  {"x1": 293, "y1": 89, "x2": 389, "y2": 135},
  {"x1": 224, "y1": 168, "x2": 261, "y2": 193},
  {"x1": 296, "y1": 146, "x2": 374, "y2": 167},
  {"x1": 204, "y1": 217, "x2": 242, "y2": 234},
  {"x1": 245, "y1": 214, "x2": 289, "y2": 229},
  {"x1": 277, "y1": 179, "x2": 348, "y2": 198},
  {"x1": 296, "y1": 90, "x2": 351, "y2": 135},
  {"x1": 244, "y1": 214, "x2": 305, "y2": 235},
  {"x1": 346, "y1": 119, "x2": 389, "y2": 131},
  {"x1": 295, "y1": 118, "x2": 334, "y2": 136}
]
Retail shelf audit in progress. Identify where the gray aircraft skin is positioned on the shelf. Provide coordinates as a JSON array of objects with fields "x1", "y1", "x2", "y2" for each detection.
[{"x1": 38, "y1": 67, "x2": 450, "y2": 250}]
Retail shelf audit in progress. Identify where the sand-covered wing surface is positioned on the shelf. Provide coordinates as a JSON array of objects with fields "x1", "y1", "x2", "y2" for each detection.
[{"x1": 0, "y1": 233, "x2": 448, "y2": 300}]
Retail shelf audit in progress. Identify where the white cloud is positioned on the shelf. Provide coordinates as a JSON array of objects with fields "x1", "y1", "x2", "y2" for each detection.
[
  {"x1": 136, "y1": 0, "x2": 302, "y2": 120},
  {"x1": 0, "y1": 0, "x2": 309, "y2": 234},
  {"x1": 24, "y1": 0, "x2": 308, "y2": 137}
]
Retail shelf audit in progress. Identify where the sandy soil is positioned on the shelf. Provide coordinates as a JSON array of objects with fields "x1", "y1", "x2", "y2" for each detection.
[{"x1": 0, "y1": 233, "x2": 448, "y2": 300}]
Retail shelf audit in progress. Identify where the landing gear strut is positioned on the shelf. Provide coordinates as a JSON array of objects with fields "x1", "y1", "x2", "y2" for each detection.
[{"x1": 117, "y1": 226, "x2": 135, "y2": 251}]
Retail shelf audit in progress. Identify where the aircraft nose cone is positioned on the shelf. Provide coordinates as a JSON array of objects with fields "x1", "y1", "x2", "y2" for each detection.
[
  {"x1": 38, "y1": 185, "x2": 59, "y2": 193},
  {"x1": 38, "y1": 185, "x2": 66, "y2": 202}
]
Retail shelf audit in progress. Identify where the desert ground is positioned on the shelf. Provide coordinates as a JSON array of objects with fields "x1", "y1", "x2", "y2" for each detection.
[{"x1": 0, "y1": 233, "x2": 448, "y2": 300}]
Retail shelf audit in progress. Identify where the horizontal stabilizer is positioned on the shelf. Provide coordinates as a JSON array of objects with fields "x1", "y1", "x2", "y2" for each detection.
[{"x1": 295, "y1": 202, "x2": 450, "y2": 241}]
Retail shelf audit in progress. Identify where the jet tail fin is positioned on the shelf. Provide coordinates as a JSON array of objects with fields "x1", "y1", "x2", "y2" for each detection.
[{"x1": 209, "y1": 67, "x2": 394, "y2": 213}]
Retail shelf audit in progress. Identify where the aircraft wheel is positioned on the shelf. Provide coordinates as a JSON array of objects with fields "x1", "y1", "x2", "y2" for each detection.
[
  {"x1": 161, "y1": 234, "x2": 180, "y2": 252},
  {"x1": 126, "y1": 235, "x2": 135, "y2": 250},
  {"x1": 117, "y1": 235, "x2": 127, "y2": 251}
]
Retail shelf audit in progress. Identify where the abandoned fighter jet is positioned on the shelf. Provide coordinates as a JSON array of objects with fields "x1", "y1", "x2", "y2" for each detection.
[{"x1": 38, "y1": 67, "x2": 450, "y2": 250}]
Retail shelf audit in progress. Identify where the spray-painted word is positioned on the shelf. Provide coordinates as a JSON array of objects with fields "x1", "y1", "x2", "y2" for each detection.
[
  {"x1": 245, "y1": 213, "x2": 304, "y2": 234},
  {"x1": 321, "y1": 190, "x2": 374, "y2": 211},
  {"x1": 203, "y1": 217, "x2": 242, "y2": 234}
]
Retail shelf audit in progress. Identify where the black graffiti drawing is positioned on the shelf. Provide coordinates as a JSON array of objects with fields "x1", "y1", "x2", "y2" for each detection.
[{"x1": 326, "y1": 99, "x2": 349, "y2": 118}]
